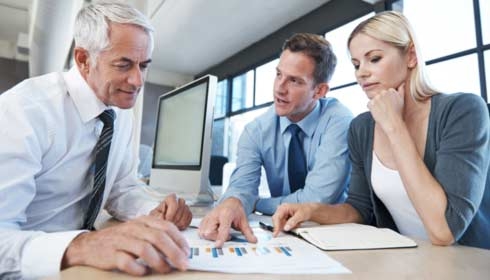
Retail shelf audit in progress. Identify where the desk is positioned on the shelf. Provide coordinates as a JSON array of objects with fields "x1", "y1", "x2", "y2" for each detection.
[{"x1": 46, "y1": 207, "x2": 490, "y2": 279}]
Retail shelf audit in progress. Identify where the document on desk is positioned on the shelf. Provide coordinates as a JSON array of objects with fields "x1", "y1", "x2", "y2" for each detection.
[
  {"x1": 291, "y1": 223, "x2": 417, "y2": 250},
  {"x1": 182, "y1": 228, "x2": 350, "y2": 274}
]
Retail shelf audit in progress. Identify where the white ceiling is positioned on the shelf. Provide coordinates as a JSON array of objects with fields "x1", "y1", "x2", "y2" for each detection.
[
  {"x1": 0, "y1": 0, "x2": 332, "y2": 84},
  {"x1": 148, "y1": 0, "x2": 331, "y2": 76}
]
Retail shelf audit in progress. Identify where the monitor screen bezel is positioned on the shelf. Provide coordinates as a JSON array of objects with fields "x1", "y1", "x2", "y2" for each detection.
[{"x1": 151, "y1": 75, "x2": 211, "y2": 171}]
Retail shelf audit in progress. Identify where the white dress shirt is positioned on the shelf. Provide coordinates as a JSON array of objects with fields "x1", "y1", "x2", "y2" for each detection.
[{"x1": 0, "y1": 67, "x2": 158, "y2": 279}]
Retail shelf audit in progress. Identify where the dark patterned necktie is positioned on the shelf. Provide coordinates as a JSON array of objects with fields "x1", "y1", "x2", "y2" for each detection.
[
  {"x1": 288, "y1": 124, "x2": 307, "y2": 193},
  {"x1": 83, "y1": 109, "x2": 115, "y2": 230}
]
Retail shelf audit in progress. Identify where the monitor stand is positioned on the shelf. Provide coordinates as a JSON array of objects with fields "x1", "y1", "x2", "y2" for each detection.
[{"x1": 186, "y1": 181, "x2": 217, "y2": 206}]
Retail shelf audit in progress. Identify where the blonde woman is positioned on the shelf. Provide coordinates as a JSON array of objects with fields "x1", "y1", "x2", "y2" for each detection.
[{"x1": 272, "y1": 11, "x2": 490, "y2": 249}]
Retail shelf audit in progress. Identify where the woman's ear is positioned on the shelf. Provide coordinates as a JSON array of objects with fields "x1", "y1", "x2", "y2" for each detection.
[{"x1": 407, "y1": 43, "x2": 417, "y2": 69}]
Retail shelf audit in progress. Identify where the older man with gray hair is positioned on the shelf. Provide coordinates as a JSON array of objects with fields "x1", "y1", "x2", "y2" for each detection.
[{"x1": 0, "y1": 1, "x2": 191, "y2": 278}]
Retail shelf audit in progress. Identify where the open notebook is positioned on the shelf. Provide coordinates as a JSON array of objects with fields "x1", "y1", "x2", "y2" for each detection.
[{"x1": 291, "y1": 223, "x2": 417, "y2": 251}]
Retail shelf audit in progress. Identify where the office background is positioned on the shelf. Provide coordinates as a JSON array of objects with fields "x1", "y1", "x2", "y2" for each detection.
[{"x1": 0, "y1": 0, "x2": 488, "y2": 166}]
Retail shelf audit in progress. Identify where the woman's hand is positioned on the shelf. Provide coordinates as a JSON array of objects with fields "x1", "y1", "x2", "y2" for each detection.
[
  {"x1": 272, "y1": 203, "x2": 319, "y2": 237},
  {"x1": 368, "y1": 83, "x2": 405, "y2": 134}
]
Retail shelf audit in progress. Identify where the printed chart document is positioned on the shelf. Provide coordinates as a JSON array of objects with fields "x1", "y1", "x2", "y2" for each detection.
[
  {"x1": 291, "y1": 223, "x2": 417, "y2": 250},
  {"x1": 182, "y1": 227, "x2": 350, "y2": 274}
]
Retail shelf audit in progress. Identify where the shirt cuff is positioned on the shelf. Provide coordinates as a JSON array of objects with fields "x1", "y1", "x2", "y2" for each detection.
[
  {"x1": 255, "y1": 197, "x2": 280, "y2": 215},
  {"x1": 219, "y1": 193, "x2": 254, "y2": 215},
  {"x1": 21, "y1": 230, "x2": 87, "y2": 279},
  {"x1": 138, "y1": 201, "x2": 159, "y2": 217}
]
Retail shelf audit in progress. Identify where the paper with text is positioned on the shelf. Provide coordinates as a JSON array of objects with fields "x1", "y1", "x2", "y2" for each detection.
[{"x1": 183, "y1": 227, "x2": 350, "y2": 274}]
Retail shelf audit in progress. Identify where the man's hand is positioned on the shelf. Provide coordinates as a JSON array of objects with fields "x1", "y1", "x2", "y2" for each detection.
[
  {"x1": 149, "y1": 193, "x2": 192, "y2": 230},
  {"x1": 198, "y1": 197, "x2": 257, "y2": 247},
  {"x1": 62, "y1": 215, "x2": 189, "y2": 276}
]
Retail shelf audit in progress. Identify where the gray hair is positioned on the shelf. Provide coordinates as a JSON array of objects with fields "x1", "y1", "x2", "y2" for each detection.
[{"x1": 74, "y1": 0, "x2": 154, "y2": 63}]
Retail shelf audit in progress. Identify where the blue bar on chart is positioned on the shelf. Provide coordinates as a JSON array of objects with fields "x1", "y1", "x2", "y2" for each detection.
[
  {"x1": 190, "y1": 246, "x2": 293, "y2": 258},
  {"x1": 235, "y1": 247, "x2": 242, "y2": 256},
  {"x1": 279, "y1": 246, "x2": 291, "y2": 256}
]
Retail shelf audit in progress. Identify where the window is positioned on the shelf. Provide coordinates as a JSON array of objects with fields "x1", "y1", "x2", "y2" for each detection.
[
  {"x1": 231, "y1": 70, "x2": 254, "y2": 111},
  {"x1": 426, "y1": 54, "x2": 481, "y2": 96},
  {"x1": 211, "y1": 119, "x2": 226, "y2": 156},
  {"x1": 328, "y1": 85, "x2": 368, "y2": 117},
  {"x1": 210, "y1": 1, "x2": 490, "y2": 164},
  {"x1": 255, "y1": 58, "x2": 278, "y2": 106},
  {"x1": 215, "y1": 79, "x2": 228, "y2": 118},
  {"x1": 326, "y1": 13, "x2": 374, "y2": 88},
  {"x1": 481, "y1": 0, "x2": 490, "y2": 44},
  {"x1": 403, "y1": 0, "x2": 487, "y2": 100},
  {"x1": 227, "y1": 107, "x2": 268, "y2": 162},
  {"x1": 404, "y1": 0, "x2": 476, "y2": 61},
  {"x1": 486, "y1": 51, "x2": 490, "y2": 98},
  {"x1": 324, "y1": 13, "x2": 374, "y2": 117}
]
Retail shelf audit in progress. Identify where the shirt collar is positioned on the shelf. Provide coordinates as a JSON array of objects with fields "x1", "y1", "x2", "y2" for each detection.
[
  {"x1": 279, "y1": 100, "x2": 320, "y2": 137},
  {"x1": 63, "y1": 66, "x2": 116, "y2": 123}
]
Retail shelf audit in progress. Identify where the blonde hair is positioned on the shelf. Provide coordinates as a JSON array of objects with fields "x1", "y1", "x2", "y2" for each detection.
[{"x1": 347, "y1": 11, "x2": 438, "y2": 101}]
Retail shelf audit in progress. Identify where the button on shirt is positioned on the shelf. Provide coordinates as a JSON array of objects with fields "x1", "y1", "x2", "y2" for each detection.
[
  {"x1": 221, "y1": 98, "x2": 352, "y2": 215},
  {"x1": 0, "y1": 67, "x2": 157, "y2": 279}
]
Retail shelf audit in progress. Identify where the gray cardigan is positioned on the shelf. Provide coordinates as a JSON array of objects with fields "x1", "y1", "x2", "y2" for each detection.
[{"x1": 346, "y1": 93, "x2": 490, "y2": 249}]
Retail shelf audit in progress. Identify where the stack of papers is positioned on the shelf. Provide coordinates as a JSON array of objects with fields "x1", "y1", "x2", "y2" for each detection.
[{"x1": 182, "y1": 227, "x2": 350, "y2": 274}]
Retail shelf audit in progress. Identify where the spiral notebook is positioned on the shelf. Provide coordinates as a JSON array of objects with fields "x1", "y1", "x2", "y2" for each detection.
[{"x1": 291, "y1": 223, "x2": 417, "y2": 251}]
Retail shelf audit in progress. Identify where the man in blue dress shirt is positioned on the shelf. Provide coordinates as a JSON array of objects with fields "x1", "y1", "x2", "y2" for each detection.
[{"x1": 199, "y1": 33, "x2": 352, "y2": 247}]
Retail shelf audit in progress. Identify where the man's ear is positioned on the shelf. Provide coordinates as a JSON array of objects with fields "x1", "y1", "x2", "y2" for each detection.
[
  {"x1": 314, "y1": 82, "x2": 329, "y2": 99},
  {"x1": 74, "y1": 47, "x2": 91, "y2": 76}
]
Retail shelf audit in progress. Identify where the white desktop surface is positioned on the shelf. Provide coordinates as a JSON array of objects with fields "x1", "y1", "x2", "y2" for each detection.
[{"x1": 45, "y1": 207, "x2": 490, "y2": 280}]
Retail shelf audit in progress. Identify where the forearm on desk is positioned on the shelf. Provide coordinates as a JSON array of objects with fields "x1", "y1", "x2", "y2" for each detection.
[
  {"x1": 309, "y1": 203, "x2": 363, "y2": 225},
  {"x1": 105, "y1": 183, "x2": 159, "y2": 221},
  {"x1": 0, "y1": 228, "x2": 85, "y2": 279}
]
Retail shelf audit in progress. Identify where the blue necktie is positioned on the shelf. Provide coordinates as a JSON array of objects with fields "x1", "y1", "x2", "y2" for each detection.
[
  {"x1": 288, "y1": 124, "x2": 307, "y2": 193},
  {"x1": 83, "y1": 109, "x2": 115, "y2": 230}
]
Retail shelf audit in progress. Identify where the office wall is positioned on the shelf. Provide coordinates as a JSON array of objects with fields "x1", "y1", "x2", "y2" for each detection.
[{"x1": 0, "y1": 57, "x2": 28, "y2": 94}]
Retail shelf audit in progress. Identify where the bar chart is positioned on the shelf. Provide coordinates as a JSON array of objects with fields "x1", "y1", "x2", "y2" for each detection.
[
  {"x1": 188, "y1": 245, "x2": 293, "y2": 259},
  {"x1": 182, "y1": 228, "x2": 349, "y2": 274}
]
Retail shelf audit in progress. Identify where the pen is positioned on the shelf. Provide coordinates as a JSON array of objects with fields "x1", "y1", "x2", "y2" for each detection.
[
  {"x1": 259, "y1": 221, "x2": 274, "y2": 232},
  {"x1": 259, "y1": 221, "x2": 299, "y2": 237}
]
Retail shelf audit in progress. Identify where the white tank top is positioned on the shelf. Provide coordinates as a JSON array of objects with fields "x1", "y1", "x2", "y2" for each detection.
[{"x1": 371, "y1": 151, "x2": 429, "y2": 239}]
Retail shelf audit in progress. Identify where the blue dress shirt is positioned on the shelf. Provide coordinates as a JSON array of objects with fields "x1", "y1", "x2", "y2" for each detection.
[{"x1": 221, "y1": 98, "x2": 352, "y2": 215}]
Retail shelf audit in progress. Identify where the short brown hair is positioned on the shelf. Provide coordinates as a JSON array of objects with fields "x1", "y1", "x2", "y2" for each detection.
[{"x1": 282, "y1": 33, "x2": 337, "y2": 85}]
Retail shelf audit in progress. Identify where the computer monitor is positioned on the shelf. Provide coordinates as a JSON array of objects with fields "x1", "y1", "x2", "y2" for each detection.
[{"x1": 149, "y1": 75, "x2": 217, "y2": 205}]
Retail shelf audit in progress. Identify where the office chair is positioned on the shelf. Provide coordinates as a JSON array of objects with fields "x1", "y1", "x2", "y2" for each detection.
[{"x1": 209, "y1": 155, "x2": 228, "y2": 186}]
